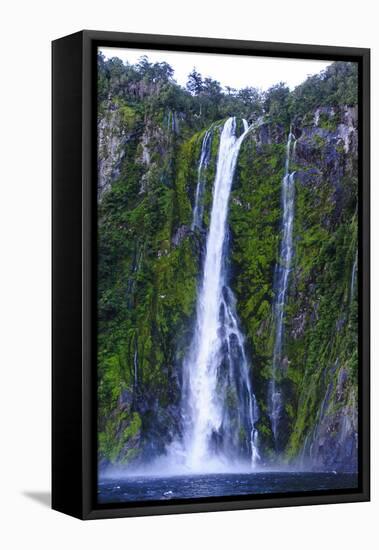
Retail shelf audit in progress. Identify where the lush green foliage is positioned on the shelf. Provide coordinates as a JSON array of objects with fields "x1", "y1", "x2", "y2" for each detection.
[{"x1": 97, "y1": 53, "x2": 358, "y2": 468}]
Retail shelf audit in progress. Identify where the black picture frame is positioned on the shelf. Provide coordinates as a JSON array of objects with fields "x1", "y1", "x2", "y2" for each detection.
[{"x1": 52, "y1": 30, "x2": 370, "y2": 520}]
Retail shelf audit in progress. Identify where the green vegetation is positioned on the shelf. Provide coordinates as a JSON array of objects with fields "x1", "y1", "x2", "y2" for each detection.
[{"x1": 97, "y1": 52, "x2": 358, "y2": 469}]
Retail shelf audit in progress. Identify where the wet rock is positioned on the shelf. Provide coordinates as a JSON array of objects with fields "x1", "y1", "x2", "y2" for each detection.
[
  {"x1": 253, "y1": 122, "x2": 286, "y2": 147},
  {"x1": 97, "y1": 101, "x2": 137, "y2": 197},
  {"x1": 119, "y1": 389, "x2": 133, "y2": 411},
  {"x1": 336, "y1": 368, "x2": 348, "y2": 402},
  {"x1": 296, "y1": 168, "x2": 323, "y2": 188},
  {"x1": 336, "y1": 316, "x2": 346, "y2": 332},
  {"x1": 172, "y1": 224, "x2": 190, "y2": 247},
  {"x1": 304, "y1": 380, "x2": 358, "y2": 473}
]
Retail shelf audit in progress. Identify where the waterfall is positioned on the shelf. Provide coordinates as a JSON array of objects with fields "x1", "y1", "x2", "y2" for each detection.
[
  {"x1": 268, "y1": 131, "x2": 296, "y2": 447},
  {"x1": 181, "y1": 117, "x2": 259, "y2": 471},
  {"x1": 191, "y1": 128, "x2": 213, "y2": 230},
  {"x1": 133, "y1": 344, "x2": 138, "y2": 389},
  {"x1": 167, "y1": 110, "x2": 178, "y2": 133},
  {"x1": 350, "y1": 250, "x2": 358, "y2": 306}
]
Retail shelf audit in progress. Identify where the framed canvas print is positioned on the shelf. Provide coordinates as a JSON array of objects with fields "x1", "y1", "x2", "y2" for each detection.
[{"x1": 52, "y1": 30, "x2": 370, "y2": 519}]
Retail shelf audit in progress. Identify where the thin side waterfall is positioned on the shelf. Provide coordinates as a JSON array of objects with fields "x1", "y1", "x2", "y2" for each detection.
[
  {"x1": 268, "y1": 131, "x2": 296, "y2": 447},
  {"x1": 350, "y1": 250, "x2": 358, "y2": 306},
  {"x1": 192, "y1": 128, "x2": 213, "y2": 230},
  {"x1": 220, "y1": 286, "x2": 260, "y2": 465},
  {"x1": 167, "y1": 110, "x2": 178, "y2": 133},
  {"x1": 133, "y1": 344, "x2": 138, "y2": 389},
  {"x1": 181, "y1": 117, "x2": 259, "y2": 470}
]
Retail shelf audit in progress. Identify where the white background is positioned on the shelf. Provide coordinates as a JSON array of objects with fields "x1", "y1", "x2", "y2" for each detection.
[
  {"x1": 99, "y1": 46, "x2": 333, "y2": 89},
  {"x1": 0, "y1": 1, "x2": 376, "y2": 548}
]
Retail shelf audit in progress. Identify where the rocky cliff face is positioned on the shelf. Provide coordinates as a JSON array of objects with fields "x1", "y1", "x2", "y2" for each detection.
[
  {"x1": 228, "y1": 105, "x2": 358, "y2": 470},
  {"x1": 98, "y1": 102, "x2": 128, "y2": 196},
  {"x1": 97, "y1": 63, "x2": 358, "y2": 473},
  {"x1": 289, "y1": 105, "x2": 358, "y2": 471}
]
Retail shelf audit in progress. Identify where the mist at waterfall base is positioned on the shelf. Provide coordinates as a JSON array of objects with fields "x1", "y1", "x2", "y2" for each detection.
[
  {"x1": 179, "y1": 117, "x2": 260, "y2": 472},
  {"x1": 98, "y1": 117, "x2": 358, "y2": 503}
]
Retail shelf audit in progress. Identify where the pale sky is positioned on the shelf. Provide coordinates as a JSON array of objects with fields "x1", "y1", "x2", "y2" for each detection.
[{"x1": 99, "y1": 47, "x2": 333, "y2": 92}]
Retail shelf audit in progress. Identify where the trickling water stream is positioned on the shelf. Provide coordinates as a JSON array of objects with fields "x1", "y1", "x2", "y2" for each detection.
[
  {"x1": 181, "y1": 117, "x2": 259, "y2": 470},
  {"x1": 350, "y1": 250, "x2": 358, "y2": 306},
  {"x1": 133, "y1": 345, "x2": 138, "y2": 390},
  {"x1": 268, "y1": 132, "x2": 297, "y2": 447},
  {"x1": 192, "y1": 128, "x2": 213, "y2": 230}
]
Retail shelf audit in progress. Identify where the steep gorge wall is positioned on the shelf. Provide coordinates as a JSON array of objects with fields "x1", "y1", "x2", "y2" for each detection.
[
  {"x1": 97, "y1": 106, "x2": 209, "y2": 466},
  {"x1": 97, "y1": 98, "x2": 358, "y2": 472},
  {"x1": 287, "y1": 105, "x2": 358, "y2": 472},
  {"x1": 230, "y1": 105, "x2": 358, "y2": 470}
]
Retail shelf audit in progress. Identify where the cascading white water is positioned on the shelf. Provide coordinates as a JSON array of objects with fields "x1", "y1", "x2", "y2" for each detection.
[
  {"x1": 191, "y1": 128, "x2": 213, "y2": 230},
  {"x1": 133, "y1": 345, "x2": 138, "y2": 389},
  {"x1": 181, "y1": 117, "x2": 260, "y2": 470},
  {"x1": 350, "y1": 250, "x2": 358, "y2": 306},
  {"x1": 220, "y1": 287, "x2": 260, "y2": 465},
  {"x1": 268, "y1": 132, "x2": 296, "y2": 446}
]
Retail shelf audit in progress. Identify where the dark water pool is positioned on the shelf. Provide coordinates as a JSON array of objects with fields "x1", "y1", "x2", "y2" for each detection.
[{"x1": 98, "y1": 471, "x2": 358, "y2": 504}]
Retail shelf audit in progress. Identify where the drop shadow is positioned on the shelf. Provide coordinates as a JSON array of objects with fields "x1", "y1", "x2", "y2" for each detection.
[{"x1": 23, "y1": 491, "x2": 51, "y2": 508}]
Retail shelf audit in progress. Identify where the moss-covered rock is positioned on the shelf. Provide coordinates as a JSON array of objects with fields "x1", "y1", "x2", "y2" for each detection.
[{"x1": 97, "y1": 54, "x2": 358, "y2": 472}]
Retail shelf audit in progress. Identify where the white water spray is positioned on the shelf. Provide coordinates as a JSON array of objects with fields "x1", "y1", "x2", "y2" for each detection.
[
  {"x1": 192, "y1": 128, "x2": 213, "y2": 230},
  {"x1": 181, "y1": 117, "x2": 259, "y2": 470},
  {"x1": 350, "y1": 250, "x2": 358, "y2": 306},
  {"x1": 268, "y1": 131, "x2": 296, "y2": 446}
]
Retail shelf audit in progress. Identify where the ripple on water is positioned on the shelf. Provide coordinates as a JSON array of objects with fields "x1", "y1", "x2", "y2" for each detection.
[{"x1": 97, "y1": 472, "x2": 358, "y2": 504}]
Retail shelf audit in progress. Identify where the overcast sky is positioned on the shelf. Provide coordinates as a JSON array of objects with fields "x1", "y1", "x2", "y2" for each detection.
[{"x1": 99, "y1": 47, "x2": 333, "y2": 92}]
